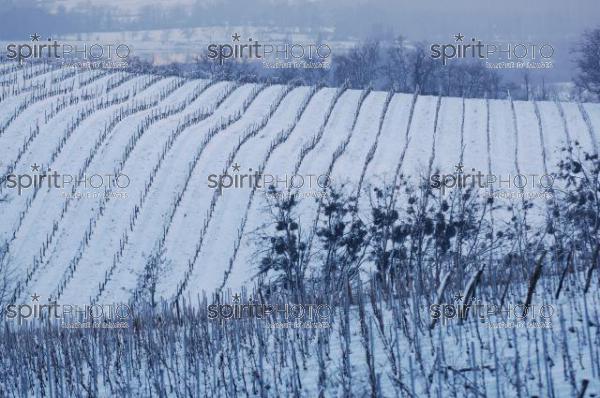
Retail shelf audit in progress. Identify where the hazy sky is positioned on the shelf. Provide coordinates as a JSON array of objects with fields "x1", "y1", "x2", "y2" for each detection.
[
  {"x1": 30, "y1": 0, "x2": 600, "y2": 42},
  {"x1": 327, "y1": 0, "x2": 598, "y2": 40}
]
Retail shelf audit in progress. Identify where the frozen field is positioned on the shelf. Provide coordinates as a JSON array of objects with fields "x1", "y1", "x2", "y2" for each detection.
[
  {"x1": 0, "y1": 63, "x2": 599, "y2": 397},
  {"x1": 0, "y1": 64, "x2": 598, "y2": 306}
]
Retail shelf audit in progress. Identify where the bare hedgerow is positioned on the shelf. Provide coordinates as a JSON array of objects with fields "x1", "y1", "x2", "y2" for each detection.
[
  {"x1": 573, "y1": 28, "x2": 600, "y2": 100},
  {"x1": 0, "y1": 240, "x2": 12, "y2": 311},
  {"x1": 366, "y1": 175, "x2": 496, "y2": 299},
  {"x1": 554, "y1": 142, "x2": 600, "y2": 290},
  {"x1": 0, "y1": 196, "x2": 12, "y2": 311},
  {"x1": 315, "y1": 185, "x2": 368, "y2": 294},
  {"x1": 139, "y1": 245, "x2": 170, "y2": 309},
  {"x1": 255, "y1": 186, "x2": 308, "y2": 297}
]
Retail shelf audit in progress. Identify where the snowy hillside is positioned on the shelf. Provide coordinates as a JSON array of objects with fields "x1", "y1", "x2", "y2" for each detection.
[
  {"x1": 0, "y1": 63, "x2": 598, "y2": 306},
  {"x1": 0, "y1": 63, "x2": 599, "y2": 397}
]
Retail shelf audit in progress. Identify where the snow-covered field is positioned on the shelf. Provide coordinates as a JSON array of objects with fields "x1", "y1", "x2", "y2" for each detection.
[
  {"x1": 0, "y1": 63, "x2": 598, "y2": 306},
  {"x1": 0, "y1": 63, "x2": 599, "y2": 397}
]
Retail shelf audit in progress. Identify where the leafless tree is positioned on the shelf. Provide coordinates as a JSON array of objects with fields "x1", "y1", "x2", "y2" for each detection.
[{"x1": 574, "y1": 28, "x2": 600, "y2": 100}]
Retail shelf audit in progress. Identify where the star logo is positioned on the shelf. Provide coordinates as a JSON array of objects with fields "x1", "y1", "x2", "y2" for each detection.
[
  {"x1": 454, "y1": 163, "x2": 464, "y2": 174},
  {"x1": 31, "y1": 163, "x2": 40, "y2": 172},
  {"x1": 232, "y1": 163, "x2": 241, "y2": 172},
  {"x1": 454, "y1": 293, "x2": 464, "y2": 302},
  {"x1": 232, "y1": 293, "x2": 241, "y2": 303},
  {"x1": 232, "y1": 33, "x2": 241, "y2": 42},
  {"x1": 454, "y1": 33, "x2": 465, "y2": 42},
  {"x1": 31, "y1": 293, "x2": 40, "y2": 302},
  {"x1": 30, "y1": 33, "x2": 41, "y2": 42}
]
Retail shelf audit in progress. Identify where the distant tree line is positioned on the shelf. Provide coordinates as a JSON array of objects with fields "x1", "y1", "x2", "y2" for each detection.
[
  {"x1": 122, "y1": 29, "x2": 600, "y2": 101},
  {"x1": 132, "y1": 37, "x2": 553, "y2": 101},
  {"x1": 1, "y1": 0, "x2": 599, "y2": 101}
]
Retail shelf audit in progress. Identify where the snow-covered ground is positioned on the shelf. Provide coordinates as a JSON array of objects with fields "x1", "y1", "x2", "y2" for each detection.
[
  {"x1": 0, "y1": 65, "x2": 598, "y2": 306},
  {"x1": 0, "y1": 64, "x2": 599, "y2": 397}
]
